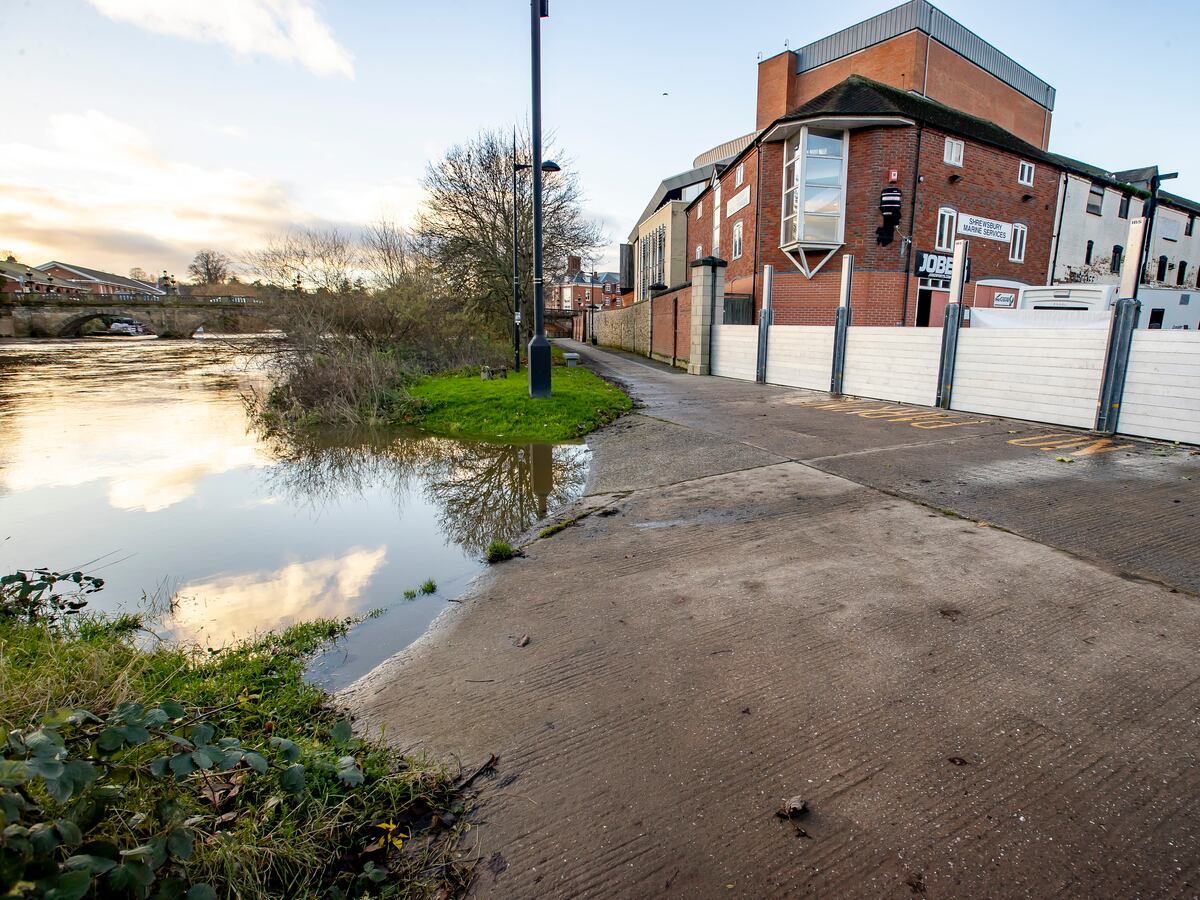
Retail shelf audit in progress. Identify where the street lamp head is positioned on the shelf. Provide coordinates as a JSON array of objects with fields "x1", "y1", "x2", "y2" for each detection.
[{"x1": 541, "y1": 160, "x2": 561, "y2": 173}]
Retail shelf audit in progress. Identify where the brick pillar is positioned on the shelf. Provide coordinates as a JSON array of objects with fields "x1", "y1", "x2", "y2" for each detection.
[{"x1": 687, "y1": 256, "x2": 727, "y2": 376}]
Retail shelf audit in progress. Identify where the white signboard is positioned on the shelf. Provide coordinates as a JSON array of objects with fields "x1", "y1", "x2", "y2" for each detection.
[
  {"x1": 726, "y1": 186, "x2": 751, "y2": 217},
  {"x1": 958, "y1": 214, "x2": 1013, "y2": 243},
  {"x1": 992, "y1": 292, "x2": 1016, "y2": 308}
]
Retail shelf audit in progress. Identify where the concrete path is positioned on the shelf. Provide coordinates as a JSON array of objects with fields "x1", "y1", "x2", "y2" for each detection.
[{"x1": 345, "y1": 343, "x2": 1200, "y2": 898}]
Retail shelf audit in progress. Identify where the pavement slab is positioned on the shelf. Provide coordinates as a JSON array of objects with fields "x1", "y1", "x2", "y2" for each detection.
[{"x1": 345, "y1": 342, "x2": 1200, "y2": 898}]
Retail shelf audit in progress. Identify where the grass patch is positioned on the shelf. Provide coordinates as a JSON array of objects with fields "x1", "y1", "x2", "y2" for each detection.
[
  {"x1": 419, "y1": 579, "x2": 437, "y2": 596},
  {"x1": 401, "y1": 365, "x2": 631, "y2": 442},
  {"x1": 484, "y1": 542, "x2": 514, "y2": 564},
  {"x1": 0, "y1": 572, "x2": 473, "y2": 899},
  {"x1": 537, "y1": 510, "x2": 588, "y2": 540}
]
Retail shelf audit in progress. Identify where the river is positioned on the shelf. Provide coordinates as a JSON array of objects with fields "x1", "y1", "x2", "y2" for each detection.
[{"x1": 0, "y1": 338, "x2": 588, "y2": 688}]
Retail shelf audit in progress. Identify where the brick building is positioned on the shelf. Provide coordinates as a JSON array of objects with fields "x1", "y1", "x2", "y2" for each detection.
[
  {"x1": 553, "y1": 257, "x2": 620, "y2": 311},
  {"x1": 37, "y1": 261, "x2": 164, "y2": 297},
  {"x1": 1, "y1": 255, "x2": 88, "y2": 297},
  {"x1": 687, "y1": 76, "x2": 1060, "y2": 327}
]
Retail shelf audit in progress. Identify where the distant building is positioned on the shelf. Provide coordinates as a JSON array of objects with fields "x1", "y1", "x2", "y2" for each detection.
[
  {"x1": 554, "y1": 256, "x2": 620, "y2": 310},
  {"x1": 37, "y1": 261, "x2": 165, "y2": 297},
  {"x1": 0, "y1": 255, "x2": 88, "y2": 297}
]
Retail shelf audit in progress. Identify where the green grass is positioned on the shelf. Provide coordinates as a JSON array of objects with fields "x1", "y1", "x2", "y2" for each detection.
[
  {"x1": 485, "y1": 541, "x2": 514, "y2": 564},
  {"x1": 419, "y1": 579, "x2": 437, "y2": 595},
  {"x1": 0, "y1": 612, "x2": 471, "y2": 898},
  {"x1": 403, "y1": 365, "x2": 631, "y2": 442}
]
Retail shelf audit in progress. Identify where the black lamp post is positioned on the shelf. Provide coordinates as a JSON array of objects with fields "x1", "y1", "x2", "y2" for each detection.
[
  {"x1": 527, "y1": 0, "x2": 552, "y2": 398},
  {"x1": 512, "y1": 128, "x2": 560, "y2": 373}
]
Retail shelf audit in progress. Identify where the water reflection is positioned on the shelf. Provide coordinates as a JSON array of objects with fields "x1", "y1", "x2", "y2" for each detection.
[{"x1": 261, "y1": 428, "x2": 589, "y2": 556}]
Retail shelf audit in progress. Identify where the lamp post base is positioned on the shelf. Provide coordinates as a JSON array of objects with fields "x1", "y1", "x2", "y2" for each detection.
[{"x1": 528, "y1": 335, "x2": 552, "y2": 398}]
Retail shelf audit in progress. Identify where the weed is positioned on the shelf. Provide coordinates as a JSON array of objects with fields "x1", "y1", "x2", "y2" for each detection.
[
  {"x1": 419, "y1": 579, "x2": 437, "y2": 595},
  {"x1": 485, "y1": 541, "x2": 515, "y2": 564},
  {"x1": 403, "y1": 589, "x2": 418, "y2": 600}
]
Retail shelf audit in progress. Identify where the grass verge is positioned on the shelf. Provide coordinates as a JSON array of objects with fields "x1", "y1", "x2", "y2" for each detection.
[
  {"x1": 401, "y1": 365, "x2": 631, "y2": 442},
  {"x1": 1, "y1": 575, "x2": 473, "y2": 899}
]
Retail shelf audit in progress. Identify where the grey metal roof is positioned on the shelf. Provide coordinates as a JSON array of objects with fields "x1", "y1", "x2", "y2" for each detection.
[
  {"x1": 793, "y1": 0, "x2": 1055, "y2": 111},
  {"x1": 693, "y1": 133, "x2": 756, "y2": 168},
  {"x1": 627, "y1": 162, "x2": 723, "y2": 243}
]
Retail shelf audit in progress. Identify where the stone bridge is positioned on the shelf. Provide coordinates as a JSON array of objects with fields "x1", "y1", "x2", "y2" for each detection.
[{"x1": 0, "y1": 296, "x2": 276, "y2": 338}]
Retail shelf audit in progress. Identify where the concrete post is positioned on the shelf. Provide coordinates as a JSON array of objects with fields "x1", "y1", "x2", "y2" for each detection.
[
  {"x1": 1095, "y1": 297, "x2": 1141, "y2": 434},
  {"x1": 935, "y1": 239, "x2": 969, "y2": 409},
  {"x1": 756, "y1": 264, "x2": 774, "y2": 383},
  {"x1": 687, "y1": 256, "x2": 727, "y2": 376},
  {"x1": 830, "y1": 255, "x2": 854, "y2": 395}
]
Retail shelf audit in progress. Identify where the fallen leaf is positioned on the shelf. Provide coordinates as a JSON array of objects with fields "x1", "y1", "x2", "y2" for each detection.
[
  {"x1": 775, "y1": 796, "x2": 808, "y2": 819},
  {"x1": 1055, "y1": 456, "x2": 1075, "y2": 464},
  {"x1": 515, "y1": 634, "x2": 530, "y2": 648}
]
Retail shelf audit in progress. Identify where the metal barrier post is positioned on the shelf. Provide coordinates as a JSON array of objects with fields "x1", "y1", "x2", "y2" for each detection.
[
  {"x1": 935, "y1": 239, "x2": 969, "y2": 409},
  {"x1": 831, "y1": 255, "x2": 853, "y2": 395},
  {"x1": 756, "y1": 265, "x2": 774, "y2": 383},
  {"x1": 1095, "y1": 297, "x2": 1140, "y2": 433}
]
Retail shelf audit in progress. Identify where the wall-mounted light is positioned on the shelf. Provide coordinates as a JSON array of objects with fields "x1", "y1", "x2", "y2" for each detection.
[{"x1": 948, "y1": 174, "x2": 962, "y2": 183}]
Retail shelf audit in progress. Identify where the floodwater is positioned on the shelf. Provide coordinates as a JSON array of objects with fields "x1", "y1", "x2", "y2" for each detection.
[{"x1": 0, "y1": 338, "x2": 588, "y2": 688}]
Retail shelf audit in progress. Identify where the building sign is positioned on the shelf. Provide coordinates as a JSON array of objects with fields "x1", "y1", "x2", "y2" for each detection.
[
  {"x1": 993, "y1": 292, "x2": 1016, "y2": 308},
  {"x1": 914, "y1": 250, "x2": 969, "y2": 282},
  {"x1": 726, "y1": 186, "x2": 751, "y2": 217},
  {"x1": 957, "y1": 214, "x2": 1012, "y2": 243}
]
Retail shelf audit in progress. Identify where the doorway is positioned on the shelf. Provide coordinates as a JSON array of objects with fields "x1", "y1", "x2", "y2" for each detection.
[{"x1": 915, "y1": 289, "x2": 932, "y2": 327}]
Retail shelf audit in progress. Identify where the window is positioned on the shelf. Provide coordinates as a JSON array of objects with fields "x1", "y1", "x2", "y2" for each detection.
[
  {"x1": 712, "y1": 183, "x2": 721, "y2": 254},
  {"x1": 1085, "y1": 240, "x2": 1094, "y2": 265},
  {"x1": 935, "y1": 207, "x2": 957, "y2": 252},
  {"x1": 735, "y1": 164, "x2": 744, "y2": 188},
  {"x1": 695, "y1": 244, "x2": 702, "y2": 260},
  {"x1": 697, "y1": 200, "x2": 703, "y2": 218},
  {"x1": 944, "y1": 137, "x2": 964, "y2": 167},
  {"x1": 1018, "y1": 160, "x2": 1035, "y2": 186},
  {"x1": 1161, "y1": 218, "x2": 1181, "y2": 242},
  {"x1": 1157, "y1": 255, "x2": 1168, "y2": 281},
  {"x1": 1087, "y1": 183, "x2": 1105, "y2": 216},
  {"x1": 732, "y1": 221, "x2": 744, "y2": 259},
  {"x1": 1148, "y1": 308, "x2": 1165, "y2": 329},
  {"x1": 1179, "y1": 260, "x2": 1188, "y2": 286},
  {"x1": 1118, "y1": 194, "x2": 1131, "y2": 219},
  {"x1": 1111, "y1": 245, "x2": 1123, "y2": 274},
  {"x1": 782, "y1": 127, "x2": 846, "y2": 245},
  {"x1": 1188, "y1": 216, "x2": 1195, "y2": 237},
  {"x1": 1009, "y1": 223, "x2": 1028, "y2": 263}
]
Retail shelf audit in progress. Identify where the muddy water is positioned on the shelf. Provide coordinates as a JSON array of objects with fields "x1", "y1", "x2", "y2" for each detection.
[{"x1": 0, "y1": 338, "x2": 587, "y2": 688}]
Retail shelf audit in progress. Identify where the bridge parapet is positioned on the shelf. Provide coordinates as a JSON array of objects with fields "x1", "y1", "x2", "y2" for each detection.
[{"x1": 0, "y1": 294, "x2": 266, "y2": 309}]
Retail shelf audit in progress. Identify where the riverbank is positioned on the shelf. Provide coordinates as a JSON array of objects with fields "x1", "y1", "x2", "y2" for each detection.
[
  {"x1": 345, "y1": 340, "x2": 1200, "y2": 898},
  {"x1": 402, "y1": 365, "x2": 631, "y2": 442},
  {"x1": 0, "y1": 574, "x2": 473, "y2": 898}
]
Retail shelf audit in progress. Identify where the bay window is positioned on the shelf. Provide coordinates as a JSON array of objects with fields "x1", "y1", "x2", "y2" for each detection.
[{"x1": 781, "y1": 127, "x2": 847, "y2": 248}]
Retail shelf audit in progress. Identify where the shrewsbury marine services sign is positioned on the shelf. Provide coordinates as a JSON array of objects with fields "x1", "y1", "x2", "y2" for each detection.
[{"x1": 957, "y1": 214, "x2": 1013, "y2": 242}]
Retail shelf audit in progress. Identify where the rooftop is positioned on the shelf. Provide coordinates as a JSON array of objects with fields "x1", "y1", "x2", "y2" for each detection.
[
  {"x1": 37, "y1": 261, "x2": 163, "y2": 294},
  {"x1": 792, "y1": 0, "x2": 1055, "y2": 110}
]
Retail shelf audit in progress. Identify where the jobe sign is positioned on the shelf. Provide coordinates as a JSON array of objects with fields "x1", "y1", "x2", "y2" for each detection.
[
  {"x1": 914, "y1": 251, "x2": 969, "y2": 281},
  {"x1": 957, "y1": 214, "x2": 1012, "y2": 242}
]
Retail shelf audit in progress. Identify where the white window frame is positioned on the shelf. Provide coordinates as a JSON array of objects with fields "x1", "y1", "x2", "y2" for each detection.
[
  {"x1": 1018, "y1": 160, "x2": 1035, "y2": 187},
  {"x1": 732, "y1": 221, "x2": 744, "y2": 260},
  {"x1": 695, "y1": 244, "x2": 702, "y2": 260},
  {"x1": 735, "y1": 163, "x2": 744, "y2": 187},
  {"x1": 780, "y1": 126, "x2": 849, "y2": 249},
  {"x1": 1009, "y1": 223, "x2": 1028, "y2": 263},
  {"x1": 944, "y1": 137, "x2": 964, "y2": 167},
  {"x1": 697, "y1": 199, "x2": 703, "y2": 218},
  {"x1": 936, "y1": 207, "x2": 957, "y2": 252},
  {"x1": 712, "y1": 182, "x2": 721, "y2": 255}
]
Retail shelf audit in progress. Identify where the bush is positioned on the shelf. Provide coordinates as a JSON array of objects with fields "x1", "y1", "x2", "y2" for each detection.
[
  {"x1": 0, "y1": 571, "x2": 471, "y2": 899},
  {"x1": 485, "y1": 542, "x2": 514, "y2": 564}
]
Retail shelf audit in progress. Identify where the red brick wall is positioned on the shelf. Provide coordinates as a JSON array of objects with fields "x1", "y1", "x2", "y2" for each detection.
[
  {"x1": 687, "y1": 123, "x2": 1060, "y2": 328},
  {"x1": 650, "y1": 286, "x2": 690, "y2": 366}
]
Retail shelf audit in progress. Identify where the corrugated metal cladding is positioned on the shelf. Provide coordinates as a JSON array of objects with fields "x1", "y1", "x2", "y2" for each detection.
[{"x1": 793, "y1": 0, "x2": 1056, "y2": 111}]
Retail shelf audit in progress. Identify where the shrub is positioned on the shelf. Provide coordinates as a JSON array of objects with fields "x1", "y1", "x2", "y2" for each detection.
[{"x1": 485, "y1": 542, "x2": 514, "y2": 564}]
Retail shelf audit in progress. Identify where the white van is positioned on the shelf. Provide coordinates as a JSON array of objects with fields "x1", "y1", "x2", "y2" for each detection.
[{"x1": 1017, "y1": 284, "x2": 1196, "y2": 330}]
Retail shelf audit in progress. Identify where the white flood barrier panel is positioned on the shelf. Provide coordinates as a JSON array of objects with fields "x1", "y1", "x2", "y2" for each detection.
[
  {"x1": 951, "y1": 329, "x2": 1108, "y2": 429},
  {"x1": 1119, "y1": 330, "x2": 1200, "y2": 445},
  {"x1": 710, "y1": 324, "x2": 759, "y2": 382},
  {"x1": 841, "y1": 327, "x2": 943, "y2": 406},
  {"x1": 765, "y1": 326, "x2": 835, "y2": 390}
]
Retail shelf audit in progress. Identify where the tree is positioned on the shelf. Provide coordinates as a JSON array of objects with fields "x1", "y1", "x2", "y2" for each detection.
[
  {"x1": 188, "y1": 249, "x2": 232, "y2": 284},
  {"x1": 361, "y1": 217, "x2": 414, "y2": 291},
  {"x1": 128, "y1": 267, "x2": 150, "y2": 283},
  {"x1": 243, "y1": 226, "x2": 357, "y2": 293},
  {"x1": 416, "y1": 126, "x2": 603, "y2": 338}
]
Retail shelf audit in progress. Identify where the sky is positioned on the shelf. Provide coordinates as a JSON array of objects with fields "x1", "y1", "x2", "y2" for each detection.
[{"x1": 2, "y1": 0, "x2": 1198, "y2": 278}]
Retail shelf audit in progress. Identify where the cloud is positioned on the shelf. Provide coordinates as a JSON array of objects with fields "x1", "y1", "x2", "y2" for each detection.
[
  {"x1": 85, "y1": 0, "x2": 354, "y2": 79},
  {"x1": 0, "y1": 109, "x2": 301, "y2": 274}
]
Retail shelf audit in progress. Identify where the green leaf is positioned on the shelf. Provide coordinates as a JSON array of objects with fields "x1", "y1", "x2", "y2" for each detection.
[
  {"x1": 335, "y1": 756, "x2": 363, "y2": 787},
  {"x1": 169, "y1": 753, "x2": 196, "y2": 779},
  {"x1": 280, "y1": 764, "x2": 305, "y2": 794},
  {"x1": 191, "y1": 749, "x2": 214, "y2": 770},
  {"x1": 0, "y1": 759, "x2": 30, "y2": 788},
  {"x1": 186, "y1": 885, "x2": 218, "y2": 900},
  {"x1": 151, "y1": 876, "x2": 188, "y2": 900},
  {"x1": 243, "y1": 751, "x2": 268, "y2": 774},
  {"x1": 30, "y1": 756, "x2": 65, "y2": 780},
  {"x1": 142, "y1": 708, "x2": 169, "y2": 728},
  {"x1": 29, "y1": 823, "x2": 61, "y2": 859},
  {"x1": 44, "y1": 869, "x2": 91, "y2": 900},
  {"x1": 96, "y1": 728, "x2": 126, "y2": 753},
  {"x1": 26, "y1": 728, "x2": 64, "y2": 759},
  {"x1": 160, "y1": 700, "x2": 185, "y2": 720},
  {"x1": 190, "y1": 723, "x2": 214, "y2": 747},
  {"x1": 112, "y1": 702, "x2": 145, "y2": 724},
  {"x1": 64, "y1": 853, "x2": 118, "y2": 875},
  {"x1": 150, "y1": 756, "x2": 171, "y2": 778},
  {"x1": 330, "y1": 719, "x2": 353, "y2": 747},
  {"x1": 166, "y1": 827, "x2": 194, "y2": 860},
  {"x1": 270, "y1": 737, "x2": 300, "y2": 763},
  {"x1": 55, "y1": 819, "x2": 83, "y2": 847},
  {"x1": 121, "y1": 724, "x2": 151, "y2": 746}
]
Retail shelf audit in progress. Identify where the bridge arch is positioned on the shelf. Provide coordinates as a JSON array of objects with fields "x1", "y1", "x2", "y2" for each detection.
[{"x1": 56, "y1": 311, "x2": 154, "y2": 338}]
